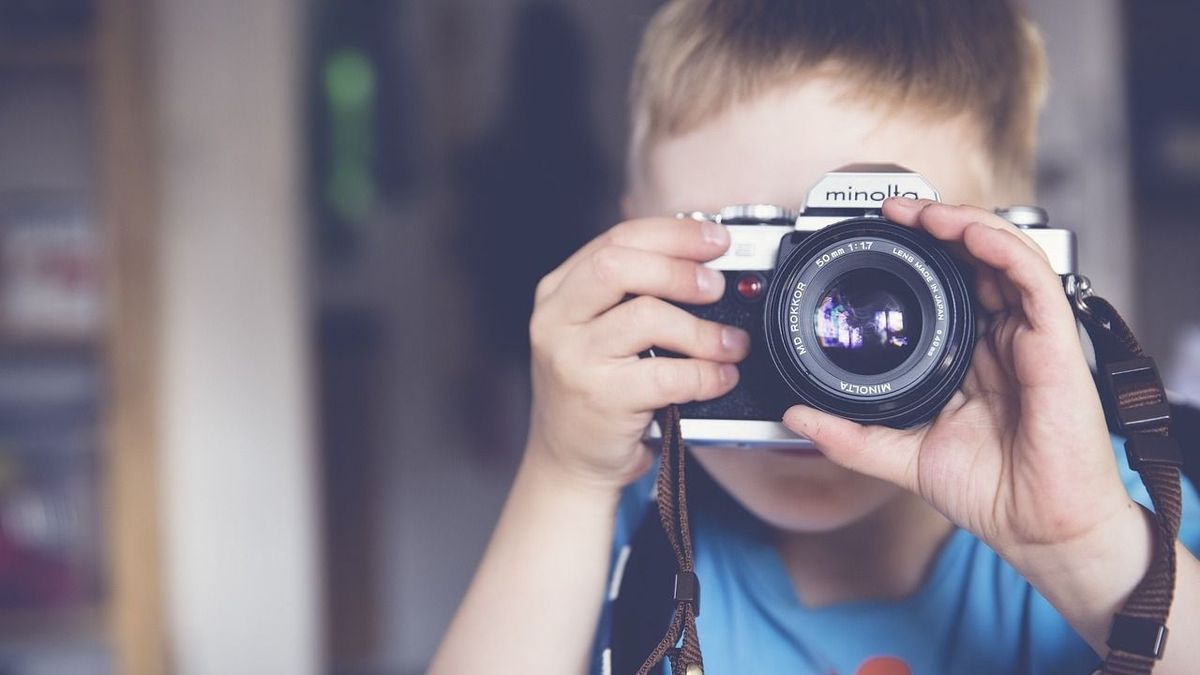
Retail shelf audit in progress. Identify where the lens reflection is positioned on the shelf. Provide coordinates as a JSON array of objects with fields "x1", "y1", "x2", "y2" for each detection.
[{"x1": 814, "y1": 268, "x2": 922, "y2": 376}]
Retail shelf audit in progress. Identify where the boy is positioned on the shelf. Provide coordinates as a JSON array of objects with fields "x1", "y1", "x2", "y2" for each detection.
[{"x1": 431, "y1": 1, "x2": 1200, "y2": 673}]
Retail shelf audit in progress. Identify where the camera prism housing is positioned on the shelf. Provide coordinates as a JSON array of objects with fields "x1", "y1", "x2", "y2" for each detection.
[{"x1": 645, "y1": 164, "x2": 1077, "y2": 449}]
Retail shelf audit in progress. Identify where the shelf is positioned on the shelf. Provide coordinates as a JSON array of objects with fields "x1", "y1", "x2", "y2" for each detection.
[
  {"x1": 0, "y1": 605, "x2": 104, "y2": 646},
  {"x1": 0, "y1": 334, "x2": 99, "y2": 354},
  {"x1": 0, "y1": 37, "x2": 92, "y2": 69}
]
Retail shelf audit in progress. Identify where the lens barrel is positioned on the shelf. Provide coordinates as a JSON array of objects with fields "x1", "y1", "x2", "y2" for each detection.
[{"x1": 763, "y1": 218, "x2": 975, "y2": 428}]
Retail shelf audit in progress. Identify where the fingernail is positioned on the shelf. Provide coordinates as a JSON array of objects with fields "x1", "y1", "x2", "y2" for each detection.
[
  {"x1": 721, "y1": 326, "x2": 750, "y2": 352},
  {"x1": 702, "y1": 221, "x2": 729, "y2": 247},
  {"x1": 887, "y1": 196, "x2": 920, "y2": 209},
  {"x1": 719, "y1": 364, "x2": 738, "y2": 386},
  {"x1": 697, "y1": 266, "x2": 723, "y2": 295}
]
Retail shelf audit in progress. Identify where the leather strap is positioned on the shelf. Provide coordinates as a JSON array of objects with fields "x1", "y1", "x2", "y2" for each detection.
[{"x1": 1080, "y1": 296, "x2": 1183, "y2": 674}]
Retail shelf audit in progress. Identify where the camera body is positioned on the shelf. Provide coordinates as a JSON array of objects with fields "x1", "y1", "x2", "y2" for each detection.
[{"x1": 647, "y1": 164, "x2": 1077, "y2": 449}]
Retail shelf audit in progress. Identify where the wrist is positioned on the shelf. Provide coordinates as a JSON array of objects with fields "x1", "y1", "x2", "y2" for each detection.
[
  {"x1": 1009, "y1": 498, "x2": 1151, "y2": 583},
  {"x1": 1008, "y1": 499, "x2": 1155, "y2": 651},
  {"x1": 521, "y1": 435, "x2": 629, "y2": 508}
]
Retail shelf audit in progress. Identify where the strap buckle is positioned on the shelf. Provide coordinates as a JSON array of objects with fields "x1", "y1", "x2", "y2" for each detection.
[
  {"x1": 1104, "y1": 357, "x2": 1171, "y2": 432},
  {"x1": 1107, "y1": 613, "x2": 1169, "y2": 659},
  {"x1": 1125, "y1": 433, "x2": 1184, "y2": 471},
  {"x1": 674, "y1": 571, "x2": 701, "y2": 617}
]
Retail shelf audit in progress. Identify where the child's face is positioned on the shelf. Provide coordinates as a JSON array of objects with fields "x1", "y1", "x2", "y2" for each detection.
[{"x1": 630, "y1": 76, "x2": 999, "y2": 533}]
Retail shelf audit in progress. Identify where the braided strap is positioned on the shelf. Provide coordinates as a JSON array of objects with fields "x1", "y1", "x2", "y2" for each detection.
[{"x1": 637, "y1": 405, "x2": 704, "y2": 675}]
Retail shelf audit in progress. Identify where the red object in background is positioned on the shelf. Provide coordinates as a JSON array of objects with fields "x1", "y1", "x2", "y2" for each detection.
[
  {"x1": 0, "y1": 356, "x2": 103, "y2": 611},
  {"x1": 0, "y1": 513, "x2": 79, "y2": 607},
  {"x1": 0, "y1": 447, "x2": 98, "y2": 609},
  {"x1": 0, "y1": 197, "x2": 102, "y2": 342},
  {"x1": 855, "y1": 656, "x2": 913, "y2": 675}
]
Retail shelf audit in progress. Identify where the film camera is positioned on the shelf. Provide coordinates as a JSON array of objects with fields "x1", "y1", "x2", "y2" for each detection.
[{"x1": 647, "y1": 164, "x2": 1076, "y2": 448}]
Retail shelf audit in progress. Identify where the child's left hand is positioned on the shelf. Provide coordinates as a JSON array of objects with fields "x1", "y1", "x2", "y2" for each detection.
[{"x1": 781, "y1": 197, "x2": 1140, "y2": 576}]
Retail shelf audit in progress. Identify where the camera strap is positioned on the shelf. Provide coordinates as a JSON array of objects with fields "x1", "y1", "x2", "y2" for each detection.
[
  {"x1": 1075, "y1": 291, "x2": 1183, "y2": 675},
  {"x1": 635, "y1": 404, "x2": 704, "y2": 675},
  {"x1": 638, "y1": 279, "x2": 1184, "y2": 675}
]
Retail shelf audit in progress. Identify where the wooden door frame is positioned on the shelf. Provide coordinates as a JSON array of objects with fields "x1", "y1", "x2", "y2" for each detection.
[{"x1": 96, "y1": 1, "x2": 167, "y2": 672}]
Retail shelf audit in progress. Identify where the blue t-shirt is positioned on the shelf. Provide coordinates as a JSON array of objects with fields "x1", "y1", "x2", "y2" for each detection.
[{"x1": 595, "y1": 437, "x2": 1200, "y2": 675}]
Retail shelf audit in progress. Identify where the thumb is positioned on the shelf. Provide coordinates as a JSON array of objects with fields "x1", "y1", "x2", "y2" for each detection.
[{"x1": 782, "y1": 405, "x2": 919, "y2": 490}]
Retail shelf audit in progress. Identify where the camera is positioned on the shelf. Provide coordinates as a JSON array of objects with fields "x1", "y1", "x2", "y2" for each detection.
[{"x1": 646, "y1": 164, "x2": 1077, "y2": 449}]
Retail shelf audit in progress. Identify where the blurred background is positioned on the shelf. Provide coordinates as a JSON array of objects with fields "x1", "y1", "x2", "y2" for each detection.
[{"x1": 0, "y1": 0, "x2": 1196, "y2": 673}]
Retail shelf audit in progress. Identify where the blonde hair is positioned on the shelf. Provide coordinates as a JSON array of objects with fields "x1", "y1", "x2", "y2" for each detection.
[{"x1": 628, "y1": 0, "x2": 1047, "y2": 193}]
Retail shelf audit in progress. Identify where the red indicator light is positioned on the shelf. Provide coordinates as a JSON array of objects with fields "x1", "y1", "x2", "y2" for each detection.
[{"x1": 736, "y1": 273, "x2": 764, "y2": 300}]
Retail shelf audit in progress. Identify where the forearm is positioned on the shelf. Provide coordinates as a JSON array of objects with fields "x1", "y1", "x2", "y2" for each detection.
[
  {"x1": 429, "y1": 445, "x2": 621, "y2": 675},
  {"x1": 1014, "y1": 500, "x2": 1200, "y2": 673}
]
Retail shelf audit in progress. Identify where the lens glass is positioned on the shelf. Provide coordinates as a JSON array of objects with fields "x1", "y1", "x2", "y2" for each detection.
[{"x1": 812, "y1": 268, "x2": 922, "y2": 376}]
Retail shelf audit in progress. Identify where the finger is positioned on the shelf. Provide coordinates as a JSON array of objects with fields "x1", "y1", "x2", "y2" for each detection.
[
  {"x1": 883, "y1": 199, "x2": 1048, "y2": 263},
  {"x1": 960, "y1": 222, "x2": 1075, "y2": 335},
  {"x1": 587, "y1": 296, "x2": 750, "y2": 362},
  {"x1": 543, "y1": 245, "x2": 726, "y2": 324},
  {"x1": 884, "y1": 199, "x2": 1051, "y2": 315},
  {"x1": 975, "y1": 266, "x2": 1009, "y2": 315},
  {"x1": 961, "y1": 334, "x2": 1011, "y2": 398},
  {"x1": 537, "y1": 218, "x2": 730, "y2": 301},
  {"x1": 782, "y1": 405, "x2": 920, "y2": 490},
  {"x1": 617, "y1": 357, "x2": 739, "y2": 411}
]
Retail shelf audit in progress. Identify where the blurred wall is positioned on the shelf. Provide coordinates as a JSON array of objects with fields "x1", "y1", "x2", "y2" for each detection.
[
  {"x1": 1124, "y1": 2, "x2": 1200, "y2": 389},
  {"x1": 1031, "y1": 0, "x2": 1135, "y2": 320}
]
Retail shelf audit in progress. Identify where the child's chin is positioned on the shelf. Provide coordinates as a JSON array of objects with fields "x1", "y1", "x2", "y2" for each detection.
[
  {"x1": 691, "y1": 446, "x2": 904, "y2": 534},
  {"x1": 751, "y1": 490, "x2": 901, "y2": 533}
]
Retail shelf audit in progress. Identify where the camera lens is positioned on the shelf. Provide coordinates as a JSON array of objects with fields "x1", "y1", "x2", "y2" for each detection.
[
  {"x1": 813, "y1": 268, "x2": 922, "y2": 376},
  {"x1": 763, "y1": 218, "x2": 975, "y2": 428}
]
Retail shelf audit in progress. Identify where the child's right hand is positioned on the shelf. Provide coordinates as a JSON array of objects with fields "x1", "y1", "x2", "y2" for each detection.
[{"x1": 524, "y1": 217, "x2": 751, "y2": 493}]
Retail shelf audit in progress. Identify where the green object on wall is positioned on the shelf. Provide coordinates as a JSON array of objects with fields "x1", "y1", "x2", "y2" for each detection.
[{"x1": 323, "y1": 49, "x2": 376, "y2": 223}]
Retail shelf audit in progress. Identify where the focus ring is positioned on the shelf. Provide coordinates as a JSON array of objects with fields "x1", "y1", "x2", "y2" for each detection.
[{"x1": 762, "y1": 218, "x2": 975, "y2": 429}]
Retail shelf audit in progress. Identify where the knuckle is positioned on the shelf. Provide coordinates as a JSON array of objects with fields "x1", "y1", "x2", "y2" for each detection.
[
  {"x1": 606, "y1": 221, "x2": 633, "y2": 247},
  {"x1": 685, "y1": 362, "x2": 707, "y2": 400},
  {"x1": 950, "y1": 203, "x2": 990, "y2": 221},
  {"x1": 545, "y1": 347, "x2": 580, "y2": 389},
  {"x1": 652, "y1": 363, "x2": 689, "y2": 401},
  {"x1": 914, "y1": 200, "x2": 941, "y2": 218},
  {"x1": 533, "y1": 273, "x2": 555, "y2": 302},
  {"x1": 674, "y1": 219, "x2": 705, "y2": 248},
  {"x1": 930, "y1": 202, "x2": 974, "y2": 224},
  {"x1": 627, "y1": 295, "x2": 660, "y2": 330},
  {"x1": 528, "y1": 310, "x2": 553, "y2": 352},
  {"x1": 676, "y1": 260, "x2": 702, "y2": 295},
  {"x1": 693, "y1": 318, "x2": 720, "y2": 354},
  {"x1": 590, "y1": 246, "x2": 624, "y2": 286},
  {"x1": 696, "y1": 362, "x2": 721, "y2": 397}
]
